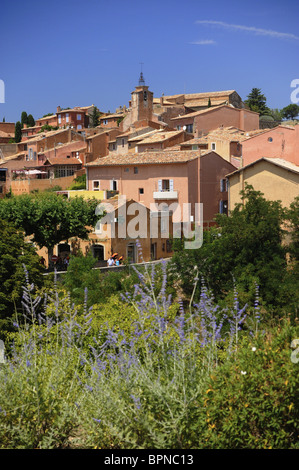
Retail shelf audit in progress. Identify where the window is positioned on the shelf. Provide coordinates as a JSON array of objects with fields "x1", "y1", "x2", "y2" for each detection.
[
  {"x1": 186, "y1": 124, "x2": 193, "y2": 133},
  {"x1": 144, "y1": 91, "x2": 147, "y2": 101},
  {"x1": 158, "y1": 179, "x2": 174, "y2": 192},
  {"x1": 220, "y1": 178, "x2": 228, "y2": 192},
  {"x1": 103, "y1": 119, "x2": 108, "y2": 125},
  {"x1": 211, "y1": 142, "x2": 216, "y2": 150},
  {"x1": 162, "y1": 179, "x2": 170, "y2": 191},
  {"x1": 93, "y1": 181, "x2": 100, "y2": 191},
  {"x1": 268, "y1": 137, "x2": 273, "y2": 142},
  {"x1": 77, "y1": 114, "x2": 81, "y2": 120},
  {"x1": 192, "y1": 145, "x2": 198, "y2": 150},
  {"x1": 66, "y1": 113, "x2": 69, "y2": 123},
  {"x1": 134, "y1": 166, "x2": 138, "y2": 174},
  {"x1": 56, "y1": 166, "x2": 77, "y2": 178},
  {"x1": 177, "y1": 125, "x2": 181, "y2": 130},
  {"x1": 219, "y1": 200, "x2": 228, "y2": 215},
  {"x1": 122, "y1": 139, "x2": 125, "y2": 147},
  {"x1": 77, "y1": 125, "x2": 82, "y2": 130},
  {"x1": 110, "y1": 180, "x2": 117, "y2": 191},
  {"x1": 124, "y1": 167, "x2": 129, "y2": 172},
  {"x1": 139, "y1": 188, "x2": 144, "y2": 194},
  {"x1": 58, "y1": 114, "x2": 61, "y2": 124}
]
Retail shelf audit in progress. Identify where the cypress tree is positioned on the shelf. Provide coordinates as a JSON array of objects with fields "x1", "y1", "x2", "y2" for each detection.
[
  {"x1": 21, "y1": 111, "x2": 28, "y2": 128},
  {"x1": 15, "y1": 121, "x2": 22, "y2": 143}
]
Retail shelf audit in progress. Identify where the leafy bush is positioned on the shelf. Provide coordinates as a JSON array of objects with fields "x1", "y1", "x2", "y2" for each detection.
[
  {"x1": 0, "y1": 280, "x2": 87, "y2": 448},
  {"x1": 199, "y1": 320, "x2": 299, "y2": 448},
  {"x1": 0, "y1": 262, "x2": 298, "y2": 449},
  {"x1": 68, "y1": 174, "x2": 86, "y2": 190}
]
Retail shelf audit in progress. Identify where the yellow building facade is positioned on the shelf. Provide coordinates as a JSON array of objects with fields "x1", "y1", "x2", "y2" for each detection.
[{"x1": 227, "y1": 158, "x2": 299, "y2": 212}]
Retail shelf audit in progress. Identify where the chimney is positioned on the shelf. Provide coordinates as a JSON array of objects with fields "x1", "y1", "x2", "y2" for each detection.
[
  {"x1": 57, "y1": 106, "x2": 61, "y2": 113},
  {"x1": 23, "y1": 123, "x2": 27, "y2": 129}
]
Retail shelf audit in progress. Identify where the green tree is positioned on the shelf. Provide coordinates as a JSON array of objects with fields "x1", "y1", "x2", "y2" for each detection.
[
  {"x1": 287, "y1": 196, "x2": 299, "y2": 264},
  {"x1": 90, "y1": 107, "x2": 100, "y2": 127},
  {"x1": 21, "y1": 111, "x2": 28, "y2": 128},
  {"x1": 14, "y1": 121, "x2": 22, "y2": 143},
  {"x1": 0, "y1": 193, "x2": 102, "y2": 265},
  {"x1": 170, "y1": 185, "x2": 287, "y2": 308},
  {"x1": 244, "y1": 88, "x2": 270, "y2": 116},
  {"x1": 269, "y1": 108, "x2": 283, "y2": 121},
  {"x1": 0, "y1": 219, "x2": 43, "y2": 334},
  {"x1": 281, "y1": 103, "x2": 299, "y2": 120},
  {"x1": 68, "y1": 174, "x2": 86, "y2": 190},
  {"x1": 62, "y1": 251, "x2": 100, "y2": 307},
  {"x1": 27, "y1": 114, "x2": 35, "y2": 127}
]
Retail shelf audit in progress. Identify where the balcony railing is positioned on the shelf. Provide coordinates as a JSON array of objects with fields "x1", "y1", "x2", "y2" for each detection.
[{"x1": 153, "y1": 190, "x2": 178, "y2": 200}]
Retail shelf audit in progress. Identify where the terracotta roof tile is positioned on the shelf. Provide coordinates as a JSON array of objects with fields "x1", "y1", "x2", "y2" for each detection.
[
  {"x1": 43, "y1": 156, "x2": 82, "y2": 165},
  {"x1": 227, "y1": 157, "x2": 299, "y2": 177},
  {"x1": 171, "y1": 104, "x2": 259, "y2": 121},
  {"x1": 86, "y1": 149, "x2": 211, "y2": 167},
  {"x1": 136, "y1": 130, "x2": 184, "y2": 144}
]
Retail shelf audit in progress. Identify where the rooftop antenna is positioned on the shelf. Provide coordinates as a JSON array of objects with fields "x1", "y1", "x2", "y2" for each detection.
[{"x1": 139, "y1": 62, "x2": 145, "y2": 86}]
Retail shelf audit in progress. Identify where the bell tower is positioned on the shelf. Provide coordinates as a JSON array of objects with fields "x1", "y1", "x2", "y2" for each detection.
[{"x1": 130, "y1": 69, "x2": 153, "y2": 123}]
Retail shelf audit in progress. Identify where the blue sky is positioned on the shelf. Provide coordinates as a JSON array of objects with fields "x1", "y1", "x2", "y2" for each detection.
[{"x1": 0, "y1": 0, "x2": 298, "y2": 122}]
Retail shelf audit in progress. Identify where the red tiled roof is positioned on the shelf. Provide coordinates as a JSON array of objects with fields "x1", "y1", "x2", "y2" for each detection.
[
  {"x1": 43, "y1": 156, "x2": 82, "y2": 166},
  {"x1": 86, "y1": 149, "x2": 211, "y2": 166},
  {"x1": 227, "y1": 157, "x2": 299, "y2": 177}
]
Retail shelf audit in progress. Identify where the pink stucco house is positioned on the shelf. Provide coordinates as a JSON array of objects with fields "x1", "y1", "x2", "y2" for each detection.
[
  {"x1": 171, "y1": 104, "x2": 260, "y2": 135},
  {"x1": 86, "y1": 149, "x2": 236, "y2": 227},
  {"x1": 241, "y1": 124, "x2": 299, "y2": 167}
]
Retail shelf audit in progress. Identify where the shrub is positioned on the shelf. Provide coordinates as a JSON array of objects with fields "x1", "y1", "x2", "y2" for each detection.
[
  {"x1": 0, "y1": 280, "x2": 88, "y2": 448},
  {"x1": 199, "y1": 320, "x2": 299, "y2": 448},
  {"x1": 0, "y1": 263, "x2": 298, "y2": 449}
]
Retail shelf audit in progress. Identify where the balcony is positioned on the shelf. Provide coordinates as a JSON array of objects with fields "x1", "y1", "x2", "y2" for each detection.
[{"x1": 153, "y1": 190, "x2": 178, "y2": 200}]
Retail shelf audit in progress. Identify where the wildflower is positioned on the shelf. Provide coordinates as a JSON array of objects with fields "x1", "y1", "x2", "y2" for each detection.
[
  {"x1": 130, "y1": 394, "x2": 141, "y2": 410},
  {"x1": 252, "y1": 347, "x2": 257, "y2": 352},
  {"x1": 92, "y1": 418, "x2": 101, "y2": 423},
  {"x1": 240, "y1": 370, "x2": 247, "y2": 375}
]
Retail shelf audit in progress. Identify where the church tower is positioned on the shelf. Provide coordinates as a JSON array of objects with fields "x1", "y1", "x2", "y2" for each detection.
[{"x1": 130, "y1": 71, "x2": 153, "y2": 123}]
